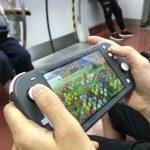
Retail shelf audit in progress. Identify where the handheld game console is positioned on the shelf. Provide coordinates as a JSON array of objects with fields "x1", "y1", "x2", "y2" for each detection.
[{"x1": 9, "y1": 42, "x2": 134, "y2": 131}]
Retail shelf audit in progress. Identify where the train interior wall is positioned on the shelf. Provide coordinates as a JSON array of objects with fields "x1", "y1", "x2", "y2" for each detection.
[{"x1": 0, "y1": 0, "x2": 150, "y2": 149}]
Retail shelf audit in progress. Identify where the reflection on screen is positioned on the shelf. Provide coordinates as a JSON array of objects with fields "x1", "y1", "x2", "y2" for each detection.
[{"x1": 43, "y1": 51, "x2": 124, "y2": 124}]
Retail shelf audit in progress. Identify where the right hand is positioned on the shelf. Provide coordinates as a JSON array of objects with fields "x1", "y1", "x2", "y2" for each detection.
[{"x1": 87, "y1": 36, "x2": 150, "y2": 121}]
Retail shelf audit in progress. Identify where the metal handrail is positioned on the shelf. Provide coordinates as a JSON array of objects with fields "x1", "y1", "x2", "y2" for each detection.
[
  {"x1": 3, "y1": 0, "x2": 28, "y2": 48},
  {"x1": 19, "y1": 0, "x2": 27, "y2": 48}
]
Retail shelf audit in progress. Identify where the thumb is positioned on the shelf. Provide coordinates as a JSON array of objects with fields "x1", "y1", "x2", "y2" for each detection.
[
  {"x1": 87, "y1": 36, "x2": 105, "y2": 45},
  {"x1": 32, "y1": 84, "x2": 78, "y2": 130},
  {"x1": 87, "y1": 36, "x2": 120, "y2": 47}
]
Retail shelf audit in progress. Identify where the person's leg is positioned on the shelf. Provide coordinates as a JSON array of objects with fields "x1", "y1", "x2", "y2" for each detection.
[
  {"x1": 0, "y1": 50, "x2": 15, "y2": 92},
  {"x1": 98, "y1": 0, "x2": 115, "y2": 33},
  {"x1": 111, "y1": 0, "x2": 125, "y2": 31},
  {"x1": 98, "y1": 0, "x2": 123, "y2": 41},
  {"x1": 111, "y1": 0, "x2": 133, "y2": 37},
  {"x1": 108, "y1": 103, "x2": 150, "y2": 142},
  {"x1": 0, "y1": 37, "x2": 34, "y2": 74}
]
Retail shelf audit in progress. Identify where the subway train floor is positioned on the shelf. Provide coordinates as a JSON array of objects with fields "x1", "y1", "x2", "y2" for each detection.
[{"x1": 0, "y1": 26, "x2": 150, "y2": 150}]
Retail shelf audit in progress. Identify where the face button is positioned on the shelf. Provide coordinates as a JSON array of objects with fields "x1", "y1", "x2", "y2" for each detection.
[
  {"x1": 120, "y1": 62, "x2": 129, "y2": 72},
  {"x1": 108, "y1": 52, "x2": 113, "y2": 57}
]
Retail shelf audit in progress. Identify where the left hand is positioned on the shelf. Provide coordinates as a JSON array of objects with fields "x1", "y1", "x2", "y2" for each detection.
[{"x1": 4, "y1": 84, "x2": 99, "y2": 150}]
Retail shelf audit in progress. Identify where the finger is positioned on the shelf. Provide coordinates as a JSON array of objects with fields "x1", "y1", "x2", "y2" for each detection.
[
  {"x1": 3, "y1": 103, "x2": 34, "y2": 136},
  {"x1": 32, "y1": 84, "x2": 78, "y2": 130},
  {"x1": 92, "y1": 141, "x2": 99, "y2": 149},
  {"x1": 87, "y1": 36, "x2": 147, "y2": 67},
  {"x1": 32, "y1": 84, "x2": 96, "y2": 149},
  {"x1": 87, "y1": 36, "x2": 120, "y2": 48},
  {"x1": 87, "y1": 36, "x2": 104, "y2": 45},
  {"x1": 110, "y1": 46, "x2": 149, "y2": 67}
]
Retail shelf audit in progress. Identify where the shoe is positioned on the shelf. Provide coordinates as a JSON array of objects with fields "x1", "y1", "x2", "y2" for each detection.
[
  {"x1": 110, "y1": 33, "x2": 123, "y2": 41},
  {"x1": 119, "y1": 30, "x2": 134, "y2": 38}
]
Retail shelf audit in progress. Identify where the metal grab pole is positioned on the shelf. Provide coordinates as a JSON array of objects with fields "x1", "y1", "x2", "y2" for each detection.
[
  {"x1": 19, "y1": 0, "x2": 27, "y2": 48},
  {"x1": 45, "y1": 0, "x2": 55, "y2": 53},
  {"x1": 74, "y1": 0, "x2": 89, "y2": 42}
]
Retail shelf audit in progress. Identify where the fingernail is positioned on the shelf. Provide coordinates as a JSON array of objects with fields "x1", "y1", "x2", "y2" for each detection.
[{"x1": 32, "y1": 84, "x2": 46, "y2": 95}]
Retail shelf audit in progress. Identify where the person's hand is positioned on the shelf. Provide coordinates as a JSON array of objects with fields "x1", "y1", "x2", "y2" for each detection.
[
  {"x1": 87, "y1": 36, "x2": 150, "y2": 122},
  {"x1": 4, "y1": 84, "x2": 98, "y2": 150}
]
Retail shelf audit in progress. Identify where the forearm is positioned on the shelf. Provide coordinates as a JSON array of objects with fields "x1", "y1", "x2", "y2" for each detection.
[{"x1": 124, "y1": 91, "x2": 150, "y2": 124}]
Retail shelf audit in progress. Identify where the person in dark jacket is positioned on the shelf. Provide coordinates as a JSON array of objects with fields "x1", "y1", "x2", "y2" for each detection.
[
  {"x1": 0, "y1": 5, "x2": 33, "y2": 93},
  {"x1": 0, "y1": 37, "x2": 34, "y2": 93},
  {"x1": 98, "y1": 0, "x2": 133, "y2": 41}
]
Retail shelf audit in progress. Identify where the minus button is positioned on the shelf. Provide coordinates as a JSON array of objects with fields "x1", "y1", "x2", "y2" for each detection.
[{"x1": 30, "y1": 77, "x2": 36, "y2": 81}]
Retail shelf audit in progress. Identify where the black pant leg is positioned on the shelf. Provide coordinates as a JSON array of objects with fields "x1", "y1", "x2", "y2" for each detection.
[
  {"x1": 89, "y1": 135, "x2": 150, "y2": 150},
  {"x1": 0, "y1": 37, "x2": 34, "y2": 74},
  {"x1": 0, "y1": 50, "x2": 15, "y2": 85},
  {"x1": 111, "y1": 0, "x2": 125, "y2": 30},
  {"x1": 108, "y1": 103, "x2": 150, "y2": 142},
  {"x1": 88, "y1": 103, "x2": 150, "y2": 149},
  {"x1": 98, "y1": 0, "x2": 116, "y2": 33}
]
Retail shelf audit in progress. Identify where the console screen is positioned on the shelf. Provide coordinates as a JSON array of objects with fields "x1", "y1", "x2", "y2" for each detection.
[{"x1": 43, "y1": 50, "x2": 124, "y2": 124}]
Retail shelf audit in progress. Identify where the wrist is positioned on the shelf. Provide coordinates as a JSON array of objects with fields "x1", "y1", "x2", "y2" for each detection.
[
  {"x1": 140, "y1": 105, "x2": 150, "y2": 124},
  {"x1": 138, "y1": 95, "x2": 150, "y2": 123},
  {"x1": 126, "y1": 92, "x2": 150, "y2": 124}
]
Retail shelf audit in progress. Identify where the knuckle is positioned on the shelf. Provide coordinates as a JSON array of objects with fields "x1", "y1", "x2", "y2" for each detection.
[
  {"x1": 39, "y1": 91, "x2": 61, "y2": 111},
  {"x1": 125, "y1": 46, "x2": 133, "y2": 52},
  {"x1": 61, "y1": 122, "x2": 82, "y2": 138},
  {"x1": 123, "y1": 46, "x2": 135, "y2": 57}
]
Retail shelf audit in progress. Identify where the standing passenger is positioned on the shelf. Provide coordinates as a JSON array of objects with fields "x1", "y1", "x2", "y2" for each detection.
[{"x1": 98, "y1": 0, "x2": 133, "y2": 41}]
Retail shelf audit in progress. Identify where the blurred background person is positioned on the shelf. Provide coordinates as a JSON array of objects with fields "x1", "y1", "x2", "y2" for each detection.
[{"x1": 98, "y1": 0, "x2": 133, "y2": 41}]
